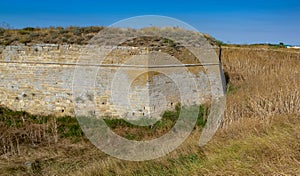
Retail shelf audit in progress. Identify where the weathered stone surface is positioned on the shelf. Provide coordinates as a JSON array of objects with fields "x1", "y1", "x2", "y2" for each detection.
[{"x1": 0, "y1": 44, "x2": 223, "y2": 119}]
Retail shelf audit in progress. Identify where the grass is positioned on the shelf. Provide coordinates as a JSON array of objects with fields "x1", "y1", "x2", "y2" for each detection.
[
  {"x1": 221, "y1": 45, "x2": 300, "y2": 125},
  {"x1": 0, "y1": 104, "x2": 209, "y2": 175},
  {"x1": 30, "y1": 114, "x2": 296, "y2": 176},
  {"x1": 0, "y1": 26, "x2": 104, "y2": 45},
  {"x1": 56, "y1": 116, "x2": 84, "y2": 142},
  {"x1": 1, "y1": 27, "x2": 183, "y2": 46},
  {"x1": 69, "y1": 114, "x2": 299, "y2": 176},
  {"x1": 100, "y1": 104, "x2": 208, "y2": 140},
  {"x1": 0, "y1": 103, "x2": 209, "y2": 154},
  {"x1": 0, "y1": 110, "x2": 299, "y2": 175}
]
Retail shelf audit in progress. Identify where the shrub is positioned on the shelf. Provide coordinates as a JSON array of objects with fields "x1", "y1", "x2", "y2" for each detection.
[
  {"x1": 22, "y1": 27, "x2": 35, "y2": 31},
  {"x1": 19, "y1": 36, "x2": 32, "y2": 44},
  {"x1": 19, "y1": 30, "x2": 30, "y2": 35},
  {"x1": 0, "y1": 27, "x2": 5, "y2": 35}
]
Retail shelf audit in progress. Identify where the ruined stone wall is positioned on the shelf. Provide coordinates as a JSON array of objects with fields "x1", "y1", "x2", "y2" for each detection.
[{"x1": 0, "y1": 44, "x2": 223, "y2": 119}]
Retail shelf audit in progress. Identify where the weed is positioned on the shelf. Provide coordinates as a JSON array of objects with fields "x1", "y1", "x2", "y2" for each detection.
[
  {"x1": 57, "y1": 116, "x2": 83, "y2": 140},
  {"x1": 226, "y1": 83, "x2": 237, "y2": 94},
  {"x1": 124, "y1": 133, "x2": 136, "y2": 140}
]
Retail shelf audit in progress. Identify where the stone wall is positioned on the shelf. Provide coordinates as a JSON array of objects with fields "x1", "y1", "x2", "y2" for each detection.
[{"x1": 0, "y1": 44, "x2": 223, "y2": 119}]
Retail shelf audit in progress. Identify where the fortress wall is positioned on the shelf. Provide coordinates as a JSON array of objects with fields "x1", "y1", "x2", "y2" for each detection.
[
  {"x1": 0, "y1": 44, "x2": 221, "y2": 119},
  {"x1": 0, "y1": 44, "x2": 82, "y2": 116}
]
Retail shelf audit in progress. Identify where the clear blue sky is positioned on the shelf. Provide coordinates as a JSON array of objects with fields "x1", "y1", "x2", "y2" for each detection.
[{"x1": 1, "y1": 0, "x2": 299, "y2": 45}]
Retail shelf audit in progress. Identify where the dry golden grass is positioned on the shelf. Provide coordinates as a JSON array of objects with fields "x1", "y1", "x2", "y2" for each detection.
[{"x1": 222, "y1": 46, "x2": 300, "y2": 125}]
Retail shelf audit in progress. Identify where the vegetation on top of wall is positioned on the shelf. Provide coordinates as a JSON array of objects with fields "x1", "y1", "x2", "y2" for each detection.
[
  {"x1": 203, "y1": 33, "x2": 225, "y2": 46},
  {"x1": 1, "y1": 26, "x2": 291, "y2": 49},
  {"x1": 0, "y1": 26, "x2": 222, "y2": 46},
  {"x1": 0, "y1": 26, "x2": 104, "y2": 46}
]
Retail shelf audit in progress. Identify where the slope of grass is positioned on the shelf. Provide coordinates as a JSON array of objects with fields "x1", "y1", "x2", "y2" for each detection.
[{"x1": 0, "y1": 109, "x2": 299, "y2": 175}]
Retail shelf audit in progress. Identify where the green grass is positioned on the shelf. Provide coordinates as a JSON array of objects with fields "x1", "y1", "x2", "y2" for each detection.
[
  {"x1": 226, "y1": 83, "x2": 238, "y2": 94},
  {"x1": 101, "y1": 104, "x2": 209, "y2": 140},
  {"x1": 104, "y1": 104, "x2": 208, "y2": 130},
  {"x1": 57, "y1": 116, "x2": 84, "y2": 142},
  {"x1": 0, "y1": 107, "x2": 50, "y2": 127},
  {"x1": 0, "y1": 104, "x2": 209, "y2": 148},
  {"x1": 0, "y1": 106, "x2": 83, "y2": 144}
]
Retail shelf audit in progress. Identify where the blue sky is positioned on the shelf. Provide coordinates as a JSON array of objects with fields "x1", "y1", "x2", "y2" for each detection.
[{"x1": 1, "y1": 0, "x2": 299, "y2": 45}]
